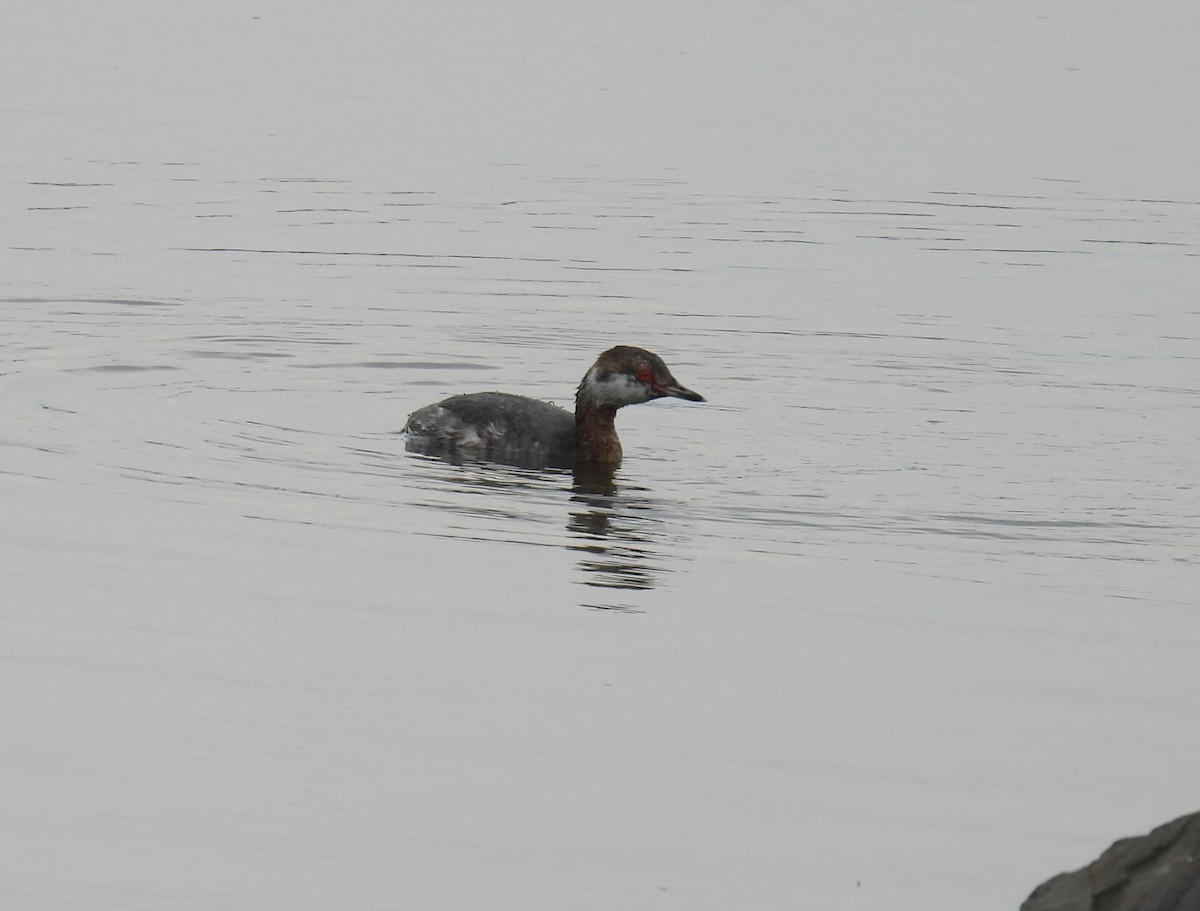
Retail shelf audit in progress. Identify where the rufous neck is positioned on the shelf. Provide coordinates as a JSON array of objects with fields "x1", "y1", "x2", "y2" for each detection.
[{"x1": 575, "y1": 404, "x2": 622, "y2": 464}]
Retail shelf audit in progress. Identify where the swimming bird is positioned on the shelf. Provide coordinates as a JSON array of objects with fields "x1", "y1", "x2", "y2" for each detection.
[{"x1": 403, "y1": 345, "x2": 704, "y2": 466}]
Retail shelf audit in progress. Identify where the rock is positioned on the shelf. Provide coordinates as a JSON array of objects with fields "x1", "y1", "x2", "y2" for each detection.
[{"x1": 1021, "y1": 811, "x2": 1200, "y2": 911}]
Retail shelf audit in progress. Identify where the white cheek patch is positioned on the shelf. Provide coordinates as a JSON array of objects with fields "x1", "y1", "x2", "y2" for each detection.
[{"x1": 581, "y1": 370, "x2": 651, "y2": 406}]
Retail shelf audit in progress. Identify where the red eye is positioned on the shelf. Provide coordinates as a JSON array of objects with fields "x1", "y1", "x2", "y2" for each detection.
[{"x1": 637, "y1": 368, "x2": 653, "y2": 383}]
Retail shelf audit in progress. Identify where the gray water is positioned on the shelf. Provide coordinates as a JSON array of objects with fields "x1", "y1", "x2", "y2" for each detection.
[{"x1": 4, "y1": 3, "x2": 1199, "y2": 909}]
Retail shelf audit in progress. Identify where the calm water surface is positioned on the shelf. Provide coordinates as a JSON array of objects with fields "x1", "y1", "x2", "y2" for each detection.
[
  {"x1": 8, "y1": 179, "x2": 1195, "y2": 610},
  {"x1": 5, "y1": 4, "x2": 1200, "y2": 909}
]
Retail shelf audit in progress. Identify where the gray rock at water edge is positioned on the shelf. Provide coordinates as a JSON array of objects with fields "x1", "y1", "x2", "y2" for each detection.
[{"x1": 1021, "y1": 811, "x2": 1200, "y2": 911}]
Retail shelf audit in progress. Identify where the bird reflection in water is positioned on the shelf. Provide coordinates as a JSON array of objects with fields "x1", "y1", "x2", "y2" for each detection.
[
  {"x1": 567, "y1": 464, "x2": 675, "y2": 612},
  {"x1": 403, "y1": 453, "x2": 683, "y2": 612}
]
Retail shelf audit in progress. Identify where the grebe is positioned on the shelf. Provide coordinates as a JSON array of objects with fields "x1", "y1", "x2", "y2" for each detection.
[{"x1": 403, "y1": 345, "x2": 704, "y2": 466}]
